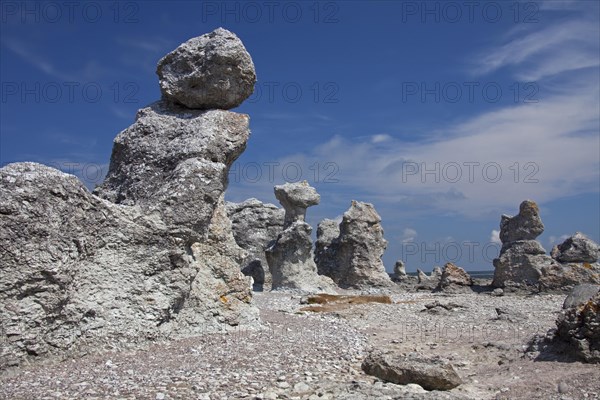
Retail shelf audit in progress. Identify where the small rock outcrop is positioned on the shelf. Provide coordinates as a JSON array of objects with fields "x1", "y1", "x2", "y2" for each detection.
[
  {"x1": 1, "y1": 29, "x2": 259, "y2": 368},
  {"x1": 436, "y1": 262, "x2": 473, "y2": 292},
  {"x1": 416, "y1": 267, "x2": 442, "y2": 290},
  {"x1": 156, "y1": 28, "x2": 256, "y2": 110},
  {"x1": 362, "y1": 351, "x2": 463, "y2": 391},
  {"x1": 316, "y1": 201, "x2": 392, "y2": 288},
  {"x1": 555, "y1": 292, "x2": 600, "y2": 363},
  {"x1": 314, "y1": 218, "x2": 340, "y2": 278},
  {"x1": 266, "y1": 182, "x2": 335, "y2": 292},
  {"x1": 227, "y1": 199, "x2": 285, "y2": 290},
  {"x1": 493, "y1": 201, "x2": 600, "y2": 291},
  {"x1": 393, "y1": 260, "x2": 407, "y2": 278},
  {"x1": 551, "y1": 232, "x2": 599, "y2": 263}
]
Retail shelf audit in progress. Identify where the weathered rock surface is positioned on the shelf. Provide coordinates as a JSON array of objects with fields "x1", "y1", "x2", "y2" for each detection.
[
  {"x1": 492, "y1": 200, "x2": 557, "y2": 288},
  {"x1": 274, "y1": 181, "x2": 320, "y2": 228},
  {"x1": 555, "y1": 292, "x2": 600, "y2": 363},
  {"x1": 0, "y1": 163, "x2": 256, "y2": 368},
  {"x1": 266, "y1": 222, "x2": 335, "y2": 292},
  {"x1": 156, "y1": 28, "x2": 256, "y2": 110},
  {"x1": 226, "y1": 198, "x2": 284, "y2": 290},
  {"x1": 266, "y1": 182, "x2": 334, "y2": 292},
  {"x1": 563, "y1": 284, "x2": 600, "y2": 309},
  {"x1": 499, "y1": 200, "x2": 544, "y2": 244},
  {"x1": 361, "y1": 351, "x2": 463, "y2": 391},
  {"x1": 551, "y1": 232, "x2": 599, "y2": 263},
  {"x1": 94, "y1": 100, "x2": 250, "y2": 238},
  {"x1": 436, "y1": 262, "x2": 473, "y2": 292},
  {"x1": 316, "y1": 201, "x2": 392, "y2": 288},
  {"x1": 314, "y1": 219, "x2": 340, "y2": 278}
]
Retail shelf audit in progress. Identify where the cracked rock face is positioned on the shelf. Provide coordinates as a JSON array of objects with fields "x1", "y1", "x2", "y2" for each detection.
[
  {"x1": 555, "y1": 292, "x2": 600, "y2": 363},
  {"x1": 156, "y1": 28, "x2": 256, "y2": 110},
  {"x1": 499, "y1": 200, "x2": 544, "y2": 244},
  {"x1": 0, "y1": 163, "x2": 256, "y2": 368},
  {"x1": 266, "y1": 221, "x2": 335, "y2": 293},
  {"x1": 94, "y1": 101, "x2": 249, "y2": 239},
  {"x1": 314, "y1": 219, "x2": 340, "y2": 279},
  {"x1": 227, "y1": 199, "x2": 285, "y2": 290},
  {"x1": 316, "y1": 201, "x2": 392, "y2": 288}
]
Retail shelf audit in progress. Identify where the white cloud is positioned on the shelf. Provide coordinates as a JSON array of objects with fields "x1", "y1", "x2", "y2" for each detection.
[
  {"x1": 401, "y1": 228, "x2": 418, "y2": 243},
  {"x1": 371, "y1": 134, "x2": 392, "y2": 144},
  {"x1": 548, "y1": 234, "x2": 570, "y2": 246},
  {"x1": 473, "y1": 19, "x2": 599, "y2": 81},
  {"x1": 490, "y1": 230, "x2": 501, "y2": 244}
]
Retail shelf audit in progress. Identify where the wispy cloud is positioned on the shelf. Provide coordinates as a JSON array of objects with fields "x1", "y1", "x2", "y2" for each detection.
[
  {"x1": 2, "y1": 37, "x2": 76, "y2": 81},
  {"x1": 473, "y1": 19, "x2": 599, "y2": 80}
]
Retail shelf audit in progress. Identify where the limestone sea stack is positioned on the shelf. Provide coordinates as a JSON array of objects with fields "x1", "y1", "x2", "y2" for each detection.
[
  {"x1": 316, "y1": 201, "x2": 392, "y2": 288},
  {"x1": 0, "y1": 28, "x2": 258, "y2": 368},
  {"x1": 266, "y1": 181, "x2": 336, "y2": 292},
  {"x1": 492, "y1": 200, "x2": 600, "y2": 291}
]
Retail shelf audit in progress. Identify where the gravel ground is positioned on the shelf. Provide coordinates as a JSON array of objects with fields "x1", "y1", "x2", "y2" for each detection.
[{"x1": 1, "y1": 288, "x2": 599, "y2": 399}]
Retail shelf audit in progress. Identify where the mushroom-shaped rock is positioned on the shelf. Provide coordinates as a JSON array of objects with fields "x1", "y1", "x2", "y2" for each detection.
[
  {"x1": 274, "y1": 181, "x2": 320, "y2": 227},
  {"x1": 157, "y1": 28, "x2": 256, "y2": 109}
]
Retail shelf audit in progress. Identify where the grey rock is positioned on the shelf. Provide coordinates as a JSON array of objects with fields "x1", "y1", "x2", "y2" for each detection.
[
  {"x1": 227, "y1": 198, "x2": 285, "y2": 290},
  {"x1": 274, "y1": 181, "x2": 320, "y2": 228},
  {"x1": 314, "y1": 219, "x2": 340, "y2": 278},
  {"x1": 551, "y1": 232, "x2": 599, "y2": 263},
  {"x1": 563, "y1": 284, "x2": 600, "y2": 309},
  {"x1": 492, "y1": 201, "x2": 559, "y2": 289},
  {"x1": 266, "y1": 182, "x2": 335, "y2": 293},
  {"x1": 94, "y1": 100, "x2": 250, "y2": 239},
  {"x1": 499, "y1": 200, "x2": 544, "y2": 244},
  {"x1": 0, "y1": 163, "x2": 257, "y2": 368},
  {"x1": 555, "y1": 292, "x2": 600, "y2": 363},
  {"x1": 538, "y1": 262, "x2": 600, "y2": 291},
  {"x1": 156, "y1": 28, "x2": 256, "y2": 109},
  {"x1": 417, "y1": 269, "x2": 430, "y2": 284},
  {"x1": 394, "y1": 260, "x2": 407, "y2": 277},
  {"x1": 266, "y1": 221, "x2": 335, "y2": 293},
  {"x1": 317, "y1": 201, "x2": 392, "y2": 288},
  {"x1": 361, "y1": 351, "x2": 463, "y2": 391},
  {"x1": 436, "y1": 262, "x2": 473, "y2": 292}
]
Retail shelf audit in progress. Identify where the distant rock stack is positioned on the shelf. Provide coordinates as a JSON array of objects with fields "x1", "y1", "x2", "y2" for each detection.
[
  {"x1": 492, "y1": 200, "x2": 600, "y2": 290},
  {"x1": 316, "y1": 201, "x2": 392, "y2": 288},
  {"x1": 0, "y1": 28, "x2": 259, "y2": 368},
  {"x1": 227, "y1": 199, "x2": 285, "y2": 291},
  {"x1": 436, "y1": 262, "x2": 473, "y2": 293},
  {"x1": 266, "y1": 181, "x2": 336, "y2": 292},
  {"x1": 315, "y1": 219, "x2": 340, "y2": 278}
]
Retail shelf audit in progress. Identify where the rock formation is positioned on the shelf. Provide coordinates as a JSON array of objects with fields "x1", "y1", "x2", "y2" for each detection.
[
  {"x1": 492, "y1": 200, "x2": 600, "y2": 290},
  {"x1": 315, "y1": 201, "x2": 392, "y2": 288},
  {"x1": 226, "y1": 199, "x2": 285, "y2": 291},
  {"x1": 393, "y1": 260, "x2": 407, "y2": 278},
  {"x1": 156, "y1": 28, "x2": 256, "y2": 110},
  {"x1": 266, "y1": 182, "x2": 335, "y2": 292},
  {"x1": 436, "y1": 262, "x2": 473, "y2": 292},
  {"x1": 551, "y1": 232, "x2": 599, "y2": 263},
  {"x1": 314, "y1": 219, "x2": 340, "y2": 278},
  {"x1": 0, "y1": 28, "x2": 259, "y2": 368},
  {"x1": 555, "y1": 292, "x2": 600, "y2": 363}
]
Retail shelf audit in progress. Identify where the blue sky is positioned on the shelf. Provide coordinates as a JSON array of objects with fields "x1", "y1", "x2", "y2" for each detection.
[{"x1": 1, "y1": 1, "x2": 599, "y2": 272}]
